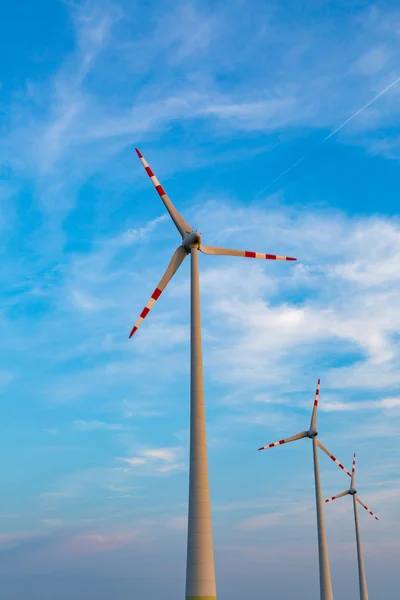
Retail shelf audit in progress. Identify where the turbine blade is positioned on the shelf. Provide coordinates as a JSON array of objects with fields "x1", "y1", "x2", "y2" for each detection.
[
  {"x1": 351, "y1": 453, "x2": 356, "y2": 488},
  {"x1": 310, "y1": 378, "x2": 320, "y2": 430},
  {"x1": 135, "y1": 148, "x2": 193, "y2": 238},
  {"x1": 200, "y1": 245, "x2": 296, "y2": 261},
  {"x1": 129, "y1": 245, "x2": 188, "y2": 338},
  {"x1": 356, "y1": 496, "x2": 379, "y2": 521},
  {"x1": 258, "y1": 430, "x2": 308, "y2": 451},
  {"x1": 316, "y1": 440, "x2": 351, "y2": 477},
  {"x1": 324, "y1": 490, "x2": 350, "y2": 503}
]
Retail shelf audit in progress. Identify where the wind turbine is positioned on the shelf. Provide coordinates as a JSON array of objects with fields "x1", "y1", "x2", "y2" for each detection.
[
  {"x1": 129, "y1": 148, "x2": 297, "y2": 600},
  {"x1": 258, "y1": 379, "x2": 351, "y2": 600},
  {"x1": 325, "y1": 453, "x2": 378, "y2": 600}
]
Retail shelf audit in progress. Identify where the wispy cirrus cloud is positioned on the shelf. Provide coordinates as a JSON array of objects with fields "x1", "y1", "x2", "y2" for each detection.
[{"x1": 3, "y1": 0, "x2": 400, "y2": 235}]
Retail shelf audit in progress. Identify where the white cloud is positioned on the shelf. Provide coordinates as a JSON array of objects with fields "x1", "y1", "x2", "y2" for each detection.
[
  {"x1": 70, "y1": 290, "x2": 103, "y2": 312},
  {"x1": 3, "y1": 1, "x2": 400, "y2": 240},
  {"x1": 319, "y1": 397, "x2": 400, "y2": 412},
  {"x1": 140, "y1": 448, "x2": 181, "y2": 463},
  {"x1": 353, "y1": 46, "x2": 391, "y2": 77},
  {"x1": 43, "y1": 428, "x2": 60, "y2": 436},
  {"x1": 156, "y1": 464, "x2": 186, "y2": 474},
  {"x1": 121, "y1": 457, "x2": 146, "y2": 466},
  {"x1": 106, "y1": 485, "x2": 141, "y2": 493},
  {"x1": 72, "y1": 420, "x2": 126, "y2": 432},
  {"x1": 116, "y1": 215, "x2": 169, "y2": 247},
  {"x1": 41, "y1": 465, "x2": 143, "y2": 501},
  {"x1": 2, "y1": 4, "x2": 400, "y2": 585},
  {"x1": 189, "y1": 204, "x2": 400, "y2": 397},
  {"x1": 118, "y1": 446, "x2": 186, "y2": 475},
  {"x1": 198, "y1": 95, "x2": 307, "y2": 131}
]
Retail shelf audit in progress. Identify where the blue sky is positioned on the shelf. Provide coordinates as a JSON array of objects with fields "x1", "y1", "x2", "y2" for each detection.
[{"x1": 1, "y1": 0, "x2": 400, "y2": 598}]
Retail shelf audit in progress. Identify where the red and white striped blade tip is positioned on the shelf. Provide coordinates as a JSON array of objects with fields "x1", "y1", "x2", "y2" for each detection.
[
  {"x1": 314, "y1": 380, "x2": 320, "y2": 405},
  {"x1": 259, "y1": 253, "x2": 296, "y2": 261},
  {"x1": 128, "y1": 287, "x2": 163, "y2": 339},
  {"x1": 258, "y1": 439, "x2": 286, "y2": 451},
  {"x1": 261, "y1": 254, "x2": 296, "y2": 261},
  {"x1": 364, "y1": 509, "x2": 379, "y2": 521},
  {"x1": 241, "y1": 250, "x2": 296, "y2": 261},
  {"x1": 360, "y1": 501, "x2": 379, "y2": 520},
  {"x1": 330, "y1": 456, "x2": 352, "y2": 477},
  {"x1": 135, "y1": 147, "x2": 143, "y2": 158}
]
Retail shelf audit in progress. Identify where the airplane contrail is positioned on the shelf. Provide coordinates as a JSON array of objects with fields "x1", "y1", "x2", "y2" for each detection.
[
  {"x1": 261, "y1": 74, "x2": 400, "y2": 192},
  {"x1": 323, "y1": 74, "x2": 400, "y2": 141}
]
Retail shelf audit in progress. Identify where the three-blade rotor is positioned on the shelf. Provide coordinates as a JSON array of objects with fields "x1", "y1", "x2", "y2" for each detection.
[
  {"x1": 258, "y1": 380, "x2": 352, "y2": 476},
  {"x1": 324, "y1": 452, "x2": 379, "y2": 520},
  {"x1": 129, "y1": 148, "x2": 297, "y2": 339}
]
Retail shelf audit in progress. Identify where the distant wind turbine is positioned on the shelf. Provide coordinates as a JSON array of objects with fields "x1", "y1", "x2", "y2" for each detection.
[
  {"x1": 325, "y1": 453, "x2": 378, "y2": 600},
  {"x1": 258, "y1": 379, "x2": 351, "y2": 600},
  {"x1": 129, "y1": 148, "x2": 297, "y2": 600}
]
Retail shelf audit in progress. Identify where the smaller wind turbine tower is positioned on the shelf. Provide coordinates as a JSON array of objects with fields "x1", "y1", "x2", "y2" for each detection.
[
  {"x1": 325, "y1": 453, "x2": 378, "y2": 600},
  {"x1": 258, "y1": 379, "x2": 351, "y2": 600}
]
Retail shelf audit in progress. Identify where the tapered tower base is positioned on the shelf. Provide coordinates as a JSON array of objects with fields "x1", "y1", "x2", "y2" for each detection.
[{"x1": 186, "y1": 597, "x2": 217, "y2": 599}]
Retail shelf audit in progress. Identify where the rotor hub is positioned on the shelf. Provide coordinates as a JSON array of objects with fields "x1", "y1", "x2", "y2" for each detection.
[
  {"x1": 349, "y1": 487, "x2": 357, "y2": 495},
  {"x1": 307, "y1": 428, "x2": 318, "y2": 438},
  {"x1": 183, "y1": 230, "x2": 201, "y2": 250}
]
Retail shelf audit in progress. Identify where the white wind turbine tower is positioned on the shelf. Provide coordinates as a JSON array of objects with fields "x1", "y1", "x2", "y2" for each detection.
[
  {"x1": 258, "y1": 379, "x2": 351, "y2": 600},
  {"x1": 129, "y1": 148, "x2": 297, "y2": 600},
  {"x1": 325, "y1": 453, "x2": 378, "y2": 600}
]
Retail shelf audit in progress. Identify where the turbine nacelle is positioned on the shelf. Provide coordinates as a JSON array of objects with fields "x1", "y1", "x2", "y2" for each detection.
[
  {"x1": 183, "y1": 231, "x2": 202, "y2": 250},
  {"x1": 307, "y1": 428, "x2": 318, "y2": 438},
  {"x1": 349, "y1": 487, "x2": 357, "y2": 495}
]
